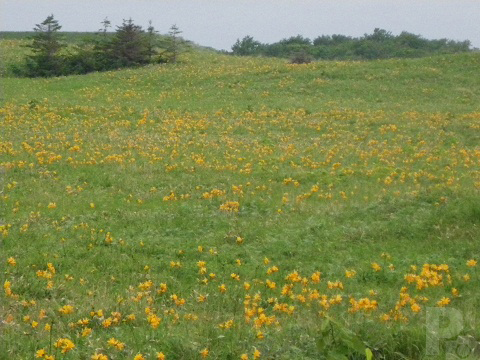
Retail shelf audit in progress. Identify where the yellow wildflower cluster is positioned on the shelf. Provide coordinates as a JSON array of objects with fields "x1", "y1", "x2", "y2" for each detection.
[
  {"x1": 54, "y1": 338, "x2": 75, "y2": 354},
  {"x1": 219, "y1": 201, "x2": 240, "y2": 213},
  {"x1": 1, "y1": 41, "x2": 479, "y2": 359}
]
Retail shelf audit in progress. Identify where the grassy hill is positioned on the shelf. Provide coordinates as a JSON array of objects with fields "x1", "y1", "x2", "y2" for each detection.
[{"x1": 1, "y1": 37, "x2": 479, "y2": 359}]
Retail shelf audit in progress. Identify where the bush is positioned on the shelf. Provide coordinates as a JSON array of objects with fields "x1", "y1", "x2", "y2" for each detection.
[
  {"x1": 290, "y1": 50, "x2": 313, "y2": 64},
  {"x1": 232, "y1": 28, "x2": 472, "y2": 61}
]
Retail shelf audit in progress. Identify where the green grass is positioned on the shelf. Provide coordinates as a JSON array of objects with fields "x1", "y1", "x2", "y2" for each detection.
[{"x1": 0, "y1": 38, "x2": 479, "y2": 360}]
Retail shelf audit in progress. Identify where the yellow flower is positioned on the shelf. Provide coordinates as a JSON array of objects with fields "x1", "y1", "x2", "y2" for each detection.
[
  {"x1": 91, "y1": 354, "x2": 108, "y2": 360},
  {"x1": 82, "y1": 327, "x2": 93, "y2": 337},
  {"x1": 380, "y1": 313, "x2": 391, "y2": 322},
  {"x1": 54, "y1": 338, "x2": 75, "y2": 354},
  {"x1": 219, "y1": 319, "x2": 234, "y2": 329},
  {"x1": 77, "y1": 318, "x2": 89, "y2": 326},
  {"x1": 345, "y1": 269, "x2": 356, "y2": 278},
  {"x1": 134, "y1": 354, "x2": 145, "y2": 360},
  {"x1": 219, "y1": 284, "x2": 227, "y2": 293},
  {"x1": 253, "y1": 348, "x2": 261, "y2": 359},
  {"x1": 156, "y1": 352, "x2": 166, "y2": 360},
  {"x1": 7, "y1": 257, "x2": 16, "y2": 266},
  {"x1": 371, "y1": 263, "x2": 382, "y2": 272},
  {"x1": 138, "y1": 280, "x2": 153, "y2": 290},
  {"x1": 38, "y1": 309, "x2": 47, "y2": 319},
  {"x1": 200, "y1": 348, "x2": 209, "y2": 358},
  {"x1": 230, "y1": 273, "x2": 240, "y2": 281},
  {"x1": 266, "y1": 266, "x2": 279, "y2": 275},
  {"x1": 241, "y1": 355, "x2": 249, "y2": 360},
  {"x1": 157, "y1": 283, "x2": 168, "y2": 294},
  {"x1": 266, "y1": 279, "x2": 276, "y2": 289},
  {"x1": 311, "y1": 271, "x2": 321, "y2": 283},
  {"x1": 411, "y1": 303, "x2": 421, "y2": 313},
  {"x1": 147, "y1": 314, "x2": 162, "y2": 329},
  {"x1": 3, "y1": 280, "x2": 11, "y2": 290},
  {"x1": 436, "y1": 297, "x2": 451, "y2": 307},
  {"x1": 327, "y1": 281, "x2": 344, "y2": 290},
  {"x1": 36, "y1": 349, "x2": 47, "y2": 358},
  {"x1": 105, "y1": 232, "x2": 114, "y2": 244},
  {"x1": 58, "y1": 305, "x2": 74, "y2": 315},
  {"x1": 107, "y1": 338, "x2": 125, "y2": 350},
  {"x1": 102, "y1": 318, "x2": 113, "y2": 328},
  {"x1": 219, "y1": 201, "x2": 240, "y2": 213},
  {"x1": 419, "y1": 296, "x2": 429, "y2": 303},
  {"x1": 47, "y1": 263, "x2": 56, "y2": 274},
  {"x1": 466, "y1": 259, "x2": 477, "y2": 267},
  {"x1": 47, "y1": 202, "x2": 57, "y2": 209}
]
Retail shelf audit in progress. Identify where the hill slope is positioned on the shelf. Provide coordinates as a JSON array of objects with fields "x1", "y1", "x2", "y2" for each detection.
[{"x1": 1, "y1": 45, "x2": 480, "y2": 359}]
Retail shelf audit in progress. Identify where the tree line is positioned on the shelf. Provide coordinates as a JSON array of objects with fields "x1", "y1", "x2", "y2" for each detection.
[
  {"x1": 231, "y1": 28, "x2": 472, "y2": 63},
  {"x1": 13, "y1": 15, "x2": 186, "y2": 77}
]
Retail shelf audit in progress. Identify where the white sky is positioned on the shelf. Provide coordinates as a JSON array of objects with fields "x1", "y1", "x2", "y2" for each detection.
[{"x1": 1, "y1": 0, "x2": 479, "y2": 50}]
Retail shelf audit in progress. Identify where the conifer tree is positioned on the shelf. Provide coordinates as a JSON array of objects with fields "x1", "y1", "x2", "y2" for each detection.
[
  {"x1": 99, "y1": 17, "x2": 111, "y2": 37},
  {"x1": 109, "y1": 18, "x2": 149, "y2": 68},
  {"x1": 146, "y1": 20, "x2": 159, "y2": 63},
  {"x1": 168, "y1": 24, "x2": 182, "y2": 63},
  {"x1": 24, "y1": 14, "x2": 65, "y2": 77}
]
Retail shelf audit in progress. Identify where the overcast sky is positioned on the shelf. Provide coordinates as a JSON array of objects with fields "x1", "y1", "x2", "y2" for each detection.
[{"x1": 1, "y1": 0, "x2": 479, "y2": 50}]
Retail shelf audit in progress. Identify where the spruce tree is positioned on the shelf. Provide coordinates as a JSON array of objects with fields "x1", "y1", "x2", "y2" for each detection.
[
  {"x1": 108, "y1": 18, "x2": 149, "y2": 68},
  {"x1": 146, "y1": 20, "x2": 159, "y2": 63},
  {"x1": 168, "y1": 24, "x2": 182, "y2": 63},
  {"x1": 24, "y1": 14, "x2": 65, "y2": 77}
]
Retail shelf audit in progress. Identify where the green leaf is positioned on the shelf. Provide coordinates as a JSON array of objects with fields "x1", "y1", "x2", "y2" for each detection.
[
  {"x1": 366, "y1": 348, "x2": 374, "y2": 360},
  {"x1": 321, "y1": 319, "x2": 331, "y2": 334},
  {"x1": 316, "y1": 336, "x2": 327, "y2": 352},
  {"x1": 344, "y1": 332, "x2": 366, "y2": 353}
]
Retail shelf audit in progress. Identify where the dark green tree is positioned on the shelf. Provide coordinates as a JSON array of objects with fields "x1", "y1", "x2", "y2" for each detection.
[
  {"x1": 108, "y1": 18, "x2": 149, "y2": 68},
  {"x1": 146, "y1": 20, "x2": 159, "y2": 62},
  {"x1": 231, "y1": 35, "x2": 262, "y2": 56},
  {"x1": 364, "y1": 28, "x2": 393, "y2": 42},
  {"x1": 167, "y1": 24, "x2": 182, "y2": 63},
  {"x1": 99, "y1": 17, "x2": 111, "y2": 37},
  {"x1": 23, "y1": 14, "x2": 65, "y2": 77},
  {"x1": 278, "y1": 35, "x2": 311, "y2": 46}
]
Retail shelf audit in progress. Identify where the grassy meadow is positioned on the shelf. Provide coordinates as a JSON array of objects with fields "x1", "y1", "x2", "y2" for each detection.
[{"x1": 1, "y1": 36, "x2": 480, "y2": 359}]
